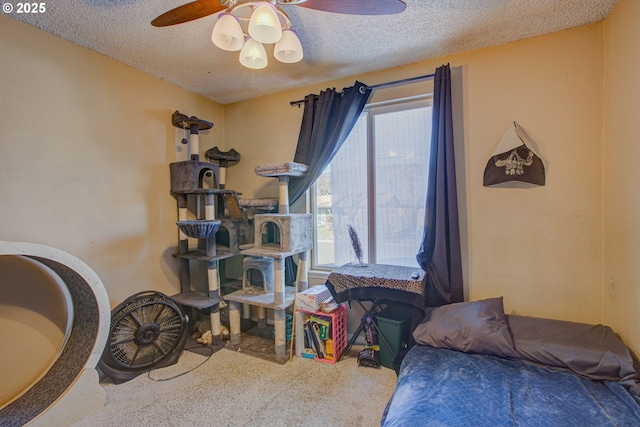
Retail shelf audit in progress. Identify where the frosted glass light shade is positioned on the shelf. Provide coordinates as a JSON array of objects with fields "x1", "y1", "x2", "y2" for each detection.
[
  {"x1": 240, "y1": 38, "x2": 268, "y2": 69},
  {"x1": 248, "y1": 2, "x2": 282, "y2": 44},
  {"x1": 212, "y1": 13, "x2": 244, "y2": 51},
  {"x1": 274, "y1": 29, "x2": 303, "y2": 63}
]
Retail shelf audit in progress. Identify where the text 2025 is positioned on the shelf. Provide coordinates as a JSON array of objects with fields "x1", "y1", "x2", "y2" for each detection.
[{"x1": 17, "y1": 3, "x2": 46, "y2": 13}]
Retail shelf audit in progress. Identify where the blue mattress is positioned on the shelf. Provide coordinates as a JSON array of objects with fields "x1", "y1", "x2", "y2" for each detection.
[{"x1": 381, "y1": 345, "x2": 640, "y2": 427}]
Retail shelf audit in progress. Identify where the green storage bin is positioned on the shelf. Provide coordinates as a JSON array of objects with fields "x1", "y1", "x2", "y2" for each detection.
[{"x1": 375, "y1": 305, "x2": 412, "y2": 369}]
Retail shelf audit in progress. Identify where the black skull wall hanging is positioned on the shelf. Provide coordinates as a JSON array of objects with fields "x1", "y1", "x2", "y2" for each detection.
[{"x1": 483, "y1": 121, "x2": 546, "y2": 186}]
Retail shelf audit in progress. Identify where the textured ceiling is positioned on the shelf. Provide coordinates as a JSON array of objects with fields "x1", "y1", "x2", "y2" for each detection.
[{"x1": 8, "y1": 0, "x2": 617, "y2": 104}]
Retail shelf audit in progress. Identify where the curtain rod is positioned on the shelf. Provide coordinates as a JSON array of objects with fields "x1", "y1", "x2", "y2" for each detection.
[{"x1": 289, "y1": 72, "x2": 435, "y2": 107}]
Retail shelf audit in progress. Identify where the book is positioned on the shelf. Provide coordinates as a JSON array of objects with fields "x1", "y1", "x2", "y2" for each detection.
[
  {"x1": 309, "y1": 315, "x2": 330, "y2": 327},
  {"x1": 307, "y1": 320, "x2": 326, "y2": 359},
  {"x1": 325, "y1": 339, "x2": 334, "y2": 360},
  {"x1": 303, "y1": 322, "x2": 317, "y2": 356}
]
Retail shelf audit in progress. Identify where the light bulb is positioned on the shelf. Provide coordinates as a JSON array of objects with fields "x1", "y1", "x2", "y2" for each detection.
[
  {"x1": 274, "y1": 29, "x2": 303, "y2": 63},
  {"x1": 248, "y1": 2, "x2": 282, "y2": 44},
  {"x1": 239, "y1": 38, "x2": 268, "y2": 69},
  {"x1": 212, "y1": 13, "x2": 244, "y2": 52}
]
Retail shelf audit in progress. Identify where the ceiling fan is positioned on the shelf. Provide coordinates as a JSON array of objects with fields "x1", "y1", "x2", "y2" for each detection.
[
  {"x1": 152, "y1": 0, "x2": 406, "y2": 69},
  {"x1": 151, "y1": 0, "x2": 407, "y2": 27}
]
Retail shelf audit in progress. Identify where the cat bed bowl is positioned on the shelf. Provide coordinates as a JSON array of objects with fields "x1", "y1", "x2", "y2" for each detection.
[{"x1": 176, "y1": 220, "x2": 221, "y2": 239}]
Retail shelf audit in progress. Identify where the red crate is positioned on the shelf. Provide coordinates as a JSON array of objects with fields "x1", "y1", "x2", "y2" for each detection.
[{"x1": 296, "y1": 304, "x2": 347, "y2": 364}]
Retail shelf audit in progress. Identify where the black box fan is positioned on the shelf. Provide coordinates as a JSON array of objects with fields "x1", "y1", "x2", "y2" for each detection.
[{"x1": 99, "y1": 291, "x2": 188, "y2": 383}]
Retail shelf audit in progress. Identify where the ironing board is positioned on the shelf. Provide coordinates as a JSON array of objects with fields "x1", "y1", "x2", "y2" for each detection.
[{"x1": 324, "y1": 263, "x2": 426, "y2": 361}]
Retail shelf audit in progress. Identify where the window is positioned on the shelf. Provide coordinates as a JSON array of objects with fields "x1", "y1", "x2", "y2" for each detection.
[{"x1": 311, "y1": 96, "x2": 432, "y2": 270}]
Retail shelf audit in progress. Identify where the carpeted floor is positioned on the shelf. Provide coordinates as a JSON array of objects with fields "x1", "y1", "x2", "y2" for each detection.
[{"x1": 72, "y1": 347, "x2": 398, "y2": 427}]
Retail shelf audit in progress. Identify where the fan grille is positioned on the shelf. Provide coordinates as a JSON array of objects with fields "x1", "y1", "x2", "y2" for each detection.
[{"x1": 107, "y1": 294, "x2": 185, "y2": 369}]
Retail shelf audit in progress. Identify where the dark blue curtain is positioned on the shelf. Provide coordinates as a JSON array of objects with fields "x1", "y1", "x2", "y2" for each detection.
[
  {"x1": 289, "y1": 81, "x2": 372, "y2": 205},
  {"x1": 416, "y1": 64, "x2": 464, "y2": 306},
  {"x1": 284, "y1": 81, "x2": 371, "y2": 286}
]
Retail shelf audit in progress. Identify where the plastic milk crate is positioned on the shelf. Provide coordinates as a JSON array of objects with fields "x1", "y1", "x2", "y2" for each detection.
[{"x1": 295, "y1": 304, "x2": 347, "y2": 364}]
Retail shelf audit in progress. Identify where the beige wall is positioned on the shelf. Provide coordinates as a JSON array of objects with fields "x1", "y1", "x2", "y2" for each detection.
[
  {"x1": 226, "y1": 24, "x2": 605, "y2": 327},
  {"x1": 0, "y1": 16, "x2": 224, "y2": 306},
  {"x1": 603, "y1": 0, "x2": 640, "y2": 355},
  {"x1": 461, "y1": 26, "x2": 604, "y2": 321}
]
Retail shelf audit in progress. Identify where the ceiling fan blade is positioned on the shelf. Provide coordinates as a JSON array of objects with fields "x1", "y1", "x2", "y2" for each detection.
[
  {"x1": 296, "y1": 0, "x2": 406, "y2": 15},
  {"x1": 151, "y1": 0, "x2": 226, "y2": 27}
]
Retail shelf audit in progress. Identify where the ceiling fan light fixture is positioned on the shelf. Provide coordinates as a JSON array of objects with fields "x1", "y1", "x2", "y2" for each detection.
[
  {"x1": 274, "y1": 29, "x2": 303, "y2": 63},
  {"x1": 239, "y1": 37, "x2": 268, "y2": 69},
  {"x1": 248, "y1": 2, "x2": 283, "y2": 44},
  {"x1": 212, "y1": 13, "x2": 245, "y2": 51},
  {"x1": 154, "y1": 0, "x2": 407, "y2": 70}
]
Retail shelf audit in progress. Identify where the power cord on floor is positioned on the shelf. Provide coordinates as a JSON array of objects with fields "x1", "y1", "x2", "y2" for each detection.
[{"x1": 146, "y1": 345, "x2": 214, "y2": 382}]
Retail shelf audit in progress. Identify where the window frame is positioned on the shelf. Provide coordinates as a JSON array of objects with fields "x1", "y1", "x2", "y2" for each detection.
[{"x1": 309, "y1": 94, "x2": 433, "y2": 273}]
